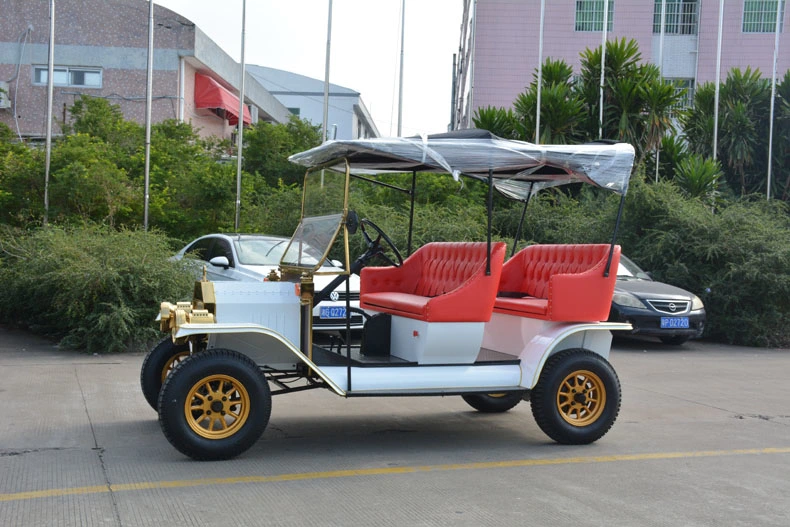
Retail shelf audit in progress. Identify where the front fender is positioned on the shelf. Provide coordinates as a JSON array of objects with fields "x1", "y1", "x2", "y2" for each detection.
[{"x1": 172, "y1": 323, "x2": 346, "y2": 396}]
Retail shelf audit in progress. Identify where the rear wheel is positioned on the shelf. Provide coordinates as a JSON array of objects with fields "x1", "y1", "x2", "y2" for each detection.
[
  {"x1": 158, "y1": 349, "x2": 271, "y2": 461},
  {"x1": 530, "y1": 349, "x2": 620, "y2": 444},
  {"x1": 462, "y1": 392, "x2": 524, "y2": 413},
  {"x1": 140, "y1": 337, "x2": 190, "y2": 410}
]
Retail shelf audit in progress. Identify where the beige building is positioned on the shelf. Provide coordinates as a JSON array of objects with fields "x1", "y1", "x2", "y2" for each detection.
[{"x1": 0, "y1": 0, "x2": 291, "y2": 139}]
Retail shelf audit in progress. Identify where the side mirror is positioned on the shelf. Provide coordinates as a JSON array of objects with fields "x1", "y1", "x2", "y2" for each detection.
[
  {"x1": 346, "y1": 210, "x2": 359, "y2": 235},
  {"x1": 209, "y1": 256, "x2": 230, "y2": 269}
]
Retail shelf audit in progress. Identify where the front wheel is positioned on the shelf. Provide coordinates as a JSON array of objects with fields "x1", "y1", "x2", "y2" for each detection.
[
  {"x1": 158, "y1": 349, "x2": 271, "y2": 461},
  {"x1": 140, "y1": 337, "x2": 190, "y2": 411},
  {"x1": 462, "y1": 392, "x2": 524, "y2": 413},
  {"x1": 530, "y1": 349, "x2": 620, "y2": 445}
]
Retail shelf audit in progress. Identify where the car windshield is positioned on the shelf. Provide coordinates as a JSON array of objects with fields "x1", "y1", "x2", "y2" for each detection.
[
  {"x1": 235, "y1": 237, "x2": 324, "y2": 267},
  {"x1": 281, "y1": 168, "x2": 347, "y2": 270},
  {"x1": 617, "y1": 255, "x2": 651, "y2": 280}
]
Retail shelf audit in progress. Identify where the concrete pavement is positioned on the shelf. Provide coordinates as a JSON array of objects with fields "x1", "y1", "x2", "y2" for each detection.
[{"x1": 1, "y1": 326, "x2": 789, "y2": 526}]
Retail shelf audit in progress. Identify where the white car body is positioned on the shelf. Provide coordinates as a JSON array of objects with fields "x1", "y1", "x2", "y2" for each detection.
[{"x1": 174, "y1": 233, "x2": 362, "y2": 331}]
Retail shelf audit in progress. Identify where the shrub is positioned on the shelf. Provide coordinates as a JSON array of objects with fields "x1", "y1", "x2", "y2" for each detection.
[{"x1": 0, "y1": 225, "x2": 194, "y2": 353}]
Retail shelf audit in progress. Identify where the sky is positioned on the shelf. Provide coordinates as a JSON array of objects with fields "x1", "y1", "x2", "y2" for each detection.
[{"x1": 156, "y1": 0, "x2": 463, "y2": 137}]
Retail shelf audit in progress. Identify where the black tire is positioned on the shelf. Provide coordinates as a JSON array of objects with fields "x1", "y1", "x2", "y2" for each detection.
[
  {"x1": 158, "y1": 349, "x2": 271, "y2": 461},
  {"x1": 660, "y1": 335, "x2": 689, "y2": 346},
  {"x1": 140, "y1": 337, "x2": 190, "y2": 411},
  {"x1": 530, "y1": 349, "x2": 620, "y2": 445},
  {"x1": 462, "y1": 392, "x2": 524, "y2": 413}
]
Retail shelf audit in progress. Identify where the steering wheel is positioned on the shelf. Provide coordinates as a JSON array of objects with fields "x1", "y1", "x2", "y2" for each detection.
[{"x1": 359, "y1": 218, "x2": 404, "y2": 267}]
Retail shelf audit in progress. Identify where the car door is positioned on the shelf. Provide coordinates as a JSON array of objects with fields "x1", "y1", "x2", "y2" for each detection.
[{"x1": 203, "y1": 237, "x2": 238, "y2": 281}]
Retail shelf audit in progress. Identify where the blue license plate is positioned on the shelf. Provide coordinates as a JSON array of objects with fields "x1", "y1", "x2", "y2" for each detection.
[
  {"x1": 320, "y1": 306, "x2": 346, "y2": 319},
  {"x1": 661, "y1": 317, "x2": 689, "y2": 329}
]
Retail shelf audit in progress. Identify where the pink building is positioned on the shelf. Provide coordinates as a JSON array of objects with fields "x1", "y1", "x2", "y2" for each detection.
[{"x1": 454, "y1": 0, "x2": 790, "y2": 129}]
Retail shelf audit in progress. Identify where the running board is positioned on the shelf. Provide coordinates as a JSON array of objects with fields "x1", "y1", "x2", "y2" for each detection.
[{"x1": 318, "y1": 364, "x2": 523, "y2": 393}]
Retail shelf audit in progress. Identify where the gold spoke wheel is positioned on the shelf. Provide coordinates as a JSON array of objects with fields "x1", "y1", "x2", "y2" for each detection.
[
  {"x1": 556, "y1": 369, "x2": 606, "y2": 427},
  {"x1": 160, "y1": 351, "x2": 190, "y2": 383},
  {"x1": 185, "y1": 374, "x2": 251, "y2": 440}
]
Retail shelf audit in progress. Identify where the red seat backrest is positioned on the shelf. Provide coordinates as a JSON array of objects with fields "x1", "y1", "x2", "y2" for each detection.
[
  {"x1": 412, "y1": 242, "x2": 496, "y2": 297},
  {"x1": 500, "y1": 244, "x2": 614, "y2": 299}
]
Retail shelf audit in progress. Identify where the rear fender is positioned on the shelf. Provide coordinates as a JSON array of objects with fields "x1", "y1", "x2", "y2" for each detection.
[
  {"x1": 172, "y1": 323, "x2": 346, "y2": 396},
  {"x1": 520, "y1": 322, "x2": 629, "y2": 389}
]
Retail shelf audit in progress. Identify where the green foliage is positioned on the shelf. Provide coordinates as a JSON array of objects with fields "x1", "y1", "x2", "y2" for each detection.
[
  {"x1": 472, "y1": 106, "x2": 519, "y2": 139},
  {"x1": 242, "y1": 116, "x2": 321, "y2": 187},
  {"x1": 621, "y1": 181, "x2": 790, "y2": 347},
  {"x1": 0, "y1": 225, "x2": 194, "y2": 353},
  {"x1": 682, "y1": 67, "x2": 772, "y2": 198},
  {"x1": 673, "y1": 155, "x2": 721, "y2": 203}
]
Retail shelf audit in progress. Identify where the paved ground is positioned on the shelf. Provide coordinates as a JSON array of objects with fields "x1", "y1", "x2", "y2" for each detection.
[{"x1": 1, "y1": 326, "x2": 789, "y2": 527}]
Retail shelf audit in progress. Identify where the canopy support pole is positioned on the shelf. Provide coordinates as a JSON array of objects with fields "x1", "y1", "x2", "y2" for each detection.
[
  {"x1": 605, "y1": 194, "x2": 626, "y2": 277},
  {"x1": 511, "y1": 182, "x2": 534, "y2": 257},
  {"x1": 407, "y1": 170, "x2": 417, "y2": 256},
  {"x1": 486, "y1": 169, "x2": 494, "y2": 275}
]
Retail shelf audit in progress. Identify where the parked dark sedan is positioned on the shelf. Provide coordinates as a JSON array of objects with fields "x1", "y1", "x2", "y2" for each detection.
[{"x1": 608, "y1": 255, "x2": 706, "y2": 345}]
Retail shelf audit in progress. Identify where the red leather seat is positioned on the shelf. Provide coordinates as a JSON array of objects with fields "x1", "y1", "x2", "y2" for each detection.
[
  {"x1": 360, "y1": 242, "x2": 506, "y2": 322},
  {"x1": 494, "y1": 244, "x2": 620, "y2": 322}
]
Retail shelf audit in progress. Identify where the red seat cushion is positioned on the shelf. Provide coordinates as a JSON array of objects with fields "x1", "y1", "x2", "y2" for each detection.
[{"x1": 494, "y1": 296, "x2": 548, "y2": 316}]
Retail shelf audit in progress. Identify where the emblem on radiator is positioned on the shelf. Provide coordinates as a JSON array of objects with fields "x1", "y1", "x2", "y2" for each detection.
[{"x1": 330, "y1": 291, "x2": 340, "y2": 301}]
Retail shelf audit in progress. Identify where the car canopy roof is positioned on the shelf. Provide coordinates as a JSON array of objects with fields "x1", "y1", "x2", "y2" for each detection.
[{"x1": 288, "y1": 129, "x2": 636, "y2": 196}]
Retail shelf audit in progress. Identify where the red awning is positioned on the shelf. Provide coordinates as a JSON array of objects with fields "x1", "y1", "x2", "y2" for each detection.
[{"x1": 194, "y1": 73, "x2": 252, "y2": 126}]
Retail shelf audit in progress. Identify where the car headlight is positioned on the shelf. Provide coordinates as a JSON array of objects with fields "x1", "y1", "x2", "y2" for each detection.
[
  {"x1": 691, "y1": 295, "x2": 704, "y2": 310},
  {"x1": 612, "y1": 292, "x2": 647, "y2": 309}
]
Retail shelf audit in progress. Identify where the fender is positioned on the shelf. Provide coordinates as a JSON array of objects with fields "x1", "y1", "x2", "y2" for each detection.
[
  {"x1": 172, "y1": 323, "x2": 347, "y2": 396},
  {"x1": 519, "y1": 322, "x2": 631, "y2": 389},
  {"x1": 482, "y1": 313, "x2": 631, "y2": 389}
]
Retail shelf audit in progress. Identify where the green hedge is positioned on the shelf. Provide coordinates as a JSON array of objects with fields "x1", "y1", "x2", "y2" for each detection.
[
  {"x1": 0, "y1": 225, "x2": 194, "y2": 353},
  {"x1": 498, "y1": 174, "x2": 790, "y2": 347}
]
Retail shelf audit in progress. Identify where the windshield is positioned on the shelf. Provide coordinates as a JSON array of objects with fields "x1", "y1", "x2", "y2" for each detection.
[
  {"x1": 280, "y1": 167, "x2": 348, "y2": 271},
  {"x1": 617, "y1": 255, "x2": 651, "y2": 280},
  {"x1": 235, "y1": 237, "x2": 325, "y2": 267}
]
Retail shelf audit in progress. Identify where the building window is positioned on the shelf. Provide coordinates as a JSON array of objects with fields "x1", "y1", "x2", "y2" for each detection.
[
  {"x1": 575, "y1": 1, "x2": 614, "y2": 32},
  {"x1": 287, "y1": 107, "x2": 301, "y2": 116},
  {"x1": 653, "y1": 0, "x2": 698, "y2": 35},
  {"x1": 666, "y1": 78, "x2": 695, "y2": 110},
  {"x1": 33, "y1": 66, "x2": 102, "y2": 88},
  {"x1": 743, "y1": 1, "x2": 785, "y2": 32}
]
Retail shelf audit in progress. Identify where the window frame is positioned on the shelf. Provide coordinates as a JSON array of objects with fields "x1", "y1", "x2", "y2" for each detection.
[
  {"x1": 575, "y1": 0, "x2": 615, "y2": 32},
  {"x1": 32, "y1": 66, "x2": 103, "y2": 88},
  {"x1": 742, "y1": 0, "x2": 785, "y2": 33},
  {"x1": 653, "y1": 0, "x2": 699, "y2": 35}
]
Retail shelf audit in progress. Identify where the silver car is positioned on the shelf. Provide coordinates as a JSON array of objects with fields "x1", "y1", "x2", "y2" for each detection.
[{"x1": 174, "y1": 233, "x2": 362, "y2": 331}]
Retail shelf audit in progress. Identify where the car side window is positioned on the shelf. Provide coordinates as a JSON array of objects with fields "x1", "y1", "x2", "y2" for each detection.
[
  {"x1": 207, "y1": 239, "x2": 234, "y2": 267},
  {"x1": 185, "y1": 238, "x2": 213, "y2": 261}
]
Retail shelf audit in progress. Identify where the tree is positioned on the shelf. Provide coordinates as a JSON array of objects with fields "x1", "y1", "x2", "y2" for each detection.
[
  {"x1": 681, "y1": 67, "x2": 771, "y2": 198},
  {"x1": 242, "y1": 115, "x2": 321, "y2": 187},
  {"x1": 512, "y1": 58, "x2": 586, "y2": 144},
  {"x1": 579, "y1": 38, "x2": 684, "y2": 164}
]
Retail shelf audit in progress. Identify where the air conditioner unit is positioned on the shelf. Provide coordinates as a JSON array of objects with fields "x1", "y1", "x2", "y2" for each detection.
[{"x1": 0, "y1": 81, "x2": 10, "y2": 109}]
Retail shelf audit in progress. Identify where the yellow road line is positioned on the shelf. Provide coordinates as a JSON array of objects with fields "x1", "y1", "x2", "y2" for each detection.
[{"x1": 2, "y1": 447, "x2": 789, "y2": 503}]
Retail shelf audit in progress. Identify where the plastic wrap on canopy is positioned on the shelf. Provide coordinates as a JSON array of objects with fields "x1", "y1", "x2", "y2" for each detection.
[{"x1": 288, "y1": 130, "x2": 636, "y2": 195}]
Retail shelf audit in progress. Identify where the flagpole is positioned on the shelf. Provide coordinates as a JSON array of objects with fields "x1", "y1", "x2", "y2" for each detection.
[
  {"x1": 322, "y1": 0, "x2": 333, "y2": 142},
  {"x1": 397, "y1": 0, "x2": 405, "y2": 136},
  {"x1": 767, "y1": 0, "x2": 782, "y2": 200},
  {"x1": 656, "y1": 0, "x2": 666, "y2": 182},
  {"x1": 44, "y1": 0, "x2": 55, "y2": 226},
  {"x1": 143, "y1": 0, "x2": 154, "y2": 231},
  {"x1": 535, "y1": 0, "x2": 545, "y2": 144},
  {"x1": 235, "y1": 0, "x2": 246, "y2": 231},
  {"x1": 713, "y1": 0, "x2": 724, "y2": 160},
  {"x1": 599, "y1": 0, "x2": 609, "y2": 139}
]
